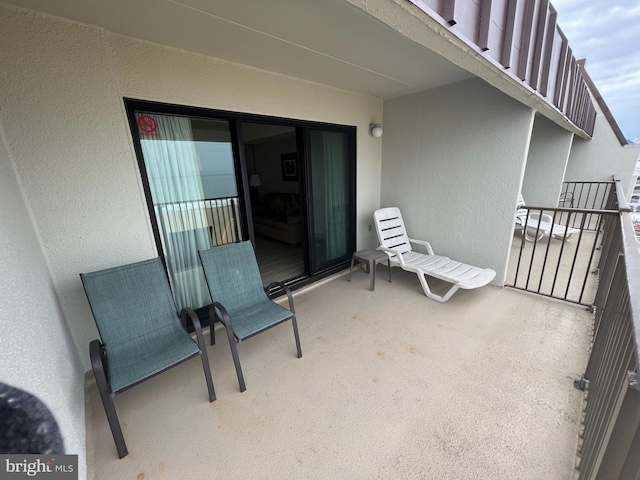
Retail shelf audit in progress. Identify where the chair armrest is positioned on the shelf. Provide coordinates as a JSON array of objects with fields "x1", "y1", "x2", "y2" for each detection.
[
  {"x1": 266, "y1": 281, "x2": 295, "y2": 315},
  {"x1": 376, "y1": 246, "x2": 407, "y2": 267},
  {"x1": 89, "y1": 339, "x2": 110, "y2": 390},
  {"x1": 180, "y1": 307, "x2": 207, "y2": 352},
  {"x1": 210, "y1": 302, "x2": 236, "y2": 335},
  {"x1": 408, "y1": 238, "x2": 435, "y2": 255}
]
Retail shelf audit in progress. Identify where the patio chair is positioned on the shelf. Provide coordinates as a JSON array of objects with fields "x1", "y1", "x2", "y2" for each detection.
[
  {"x1": 373, "y1": 207, "x2": 496, "y2": 302},
  {"x1": 515, "y1": 194, "x2": 579, "y2": 242},
  {"x1": 80, "y1": 258, "x2": 215, "y2": 459},
  {"x1": 199, "y1": 241, "x2": 302, "y2": 392}
]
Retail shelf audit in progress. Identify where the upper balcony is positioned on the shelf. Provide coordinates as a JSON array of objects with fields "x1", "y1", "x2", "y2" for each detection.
[{"x1": 3, "y1": 0, "x2": 596, "y2": 138}]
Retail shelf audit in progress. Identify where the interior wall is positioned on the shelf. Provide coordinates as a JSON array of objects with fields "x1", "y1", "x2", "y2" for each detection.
[
  {"x1": 251, "y1": 134, "x2": 299, "y2": 198},
  {"x1": 0, "y1": 4, "x2": 383, "y2": 372},
  {"x1": 381, "y1": 77, "x2": 535, "y2": 284},
  {"x1": 521, "y1": 115, "x2": 574, "y2": 206},
  {"x1": 0, "y1": 126, "x2": 86, "y2": 478}
]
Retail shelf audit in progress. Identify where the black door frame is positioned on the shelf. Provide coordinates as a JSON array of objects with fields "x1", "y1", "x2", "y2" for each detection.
[{"x1": 124, "y1": 98, "x2": 356, "y2": 296}]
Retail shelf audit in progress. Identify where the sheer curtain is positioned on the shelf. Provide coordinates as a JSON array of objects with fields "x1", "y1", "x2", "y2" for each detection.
[
  {"x1": 138, "y1": 113, "x2": 211, "y2": 310},
  {"x1": 311, "y1": 130, "x2": 348, "y2": 264}
]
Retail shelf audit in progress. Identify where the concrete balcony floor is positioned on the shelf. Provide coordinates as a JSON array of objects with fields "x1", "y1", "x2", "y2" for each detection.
[{"x1": 85, "y1": 267, "x2": 592, "y2": 480}]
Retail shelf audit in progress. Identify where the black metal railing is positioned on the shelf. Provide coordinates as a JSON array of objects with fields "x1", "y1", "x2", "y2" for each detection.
[
  {"x1": 507, "y1": 180, "x2": 625, "y2": 308},
  {"x1": 574, "y1": 179, "x2": 640, "y2": 479},
  {"x1": 154, "y1": 196, "x2": 242, "y2": 247},
  {"x1": 560, "y1": 181, "x2": 617, "y2": 231}
]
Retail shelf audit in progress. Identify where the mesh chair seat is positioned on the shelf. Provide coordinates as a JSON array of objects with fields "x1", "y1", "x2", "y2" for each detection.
[
  {"x1": 216, "y1": 299, "x2": 294, "y2": 342},
  {"x1": 107, "y1": 323, "x2": 200, "y2": 393}
]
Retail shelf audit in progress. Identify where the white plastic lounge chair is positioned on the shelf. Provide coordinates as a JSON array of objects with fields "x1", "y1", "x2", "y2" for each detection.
[
  {"x1": 373, "y1": 207, "x2": 496, "y2": 302},
  {"x1": 515, "y1": 194, "x2": 579, "y2": 242}
]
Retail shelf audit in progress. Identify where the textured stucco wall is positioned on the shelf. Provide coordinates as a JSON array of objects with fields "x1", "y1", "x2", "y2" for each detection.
[
  {"x1": 565, "y1": 92, "x2": 638, "y2": 188},
  {"x1": 0, "y1": 6, "x2": 382, "y2": 372},
  {"x1": 521, "y1": 115, "x2": 574, "y2": 206},
  {"x1": 0, "y1": 127, "x2": 86, "y2": 478},
  {"x1": 381, "y1": 78, "x2": 535, "y2": 284}
]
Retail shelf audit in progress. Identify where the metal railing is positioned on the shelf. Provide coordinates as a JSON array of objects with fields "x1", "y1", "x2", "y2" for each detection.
[
  {"x1": 507, "y1": 181, "x2": 622, "y2": 308},
  {"x1": 574, "y1": 179, "x2": 640, "y2": 479},
  {"x1": 560, "y1": 181, "x2": 617, "y2": 231},
  {"x1": 154, "y1": 196, "x2": 243, "y2": 247}
]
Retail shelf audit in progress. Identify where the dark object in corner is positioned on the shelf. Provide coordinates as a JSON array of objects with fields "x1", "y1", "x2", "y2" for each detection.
[{"x1": 0, "y1": 382, "x2": 65, "y2": 454}]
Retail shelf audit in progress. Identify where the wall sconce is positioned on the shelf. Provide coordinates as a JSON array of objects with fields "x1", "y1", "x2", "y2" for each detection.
[{"x1": 369, "y1": 123, "x2": 383, "y2": 138}]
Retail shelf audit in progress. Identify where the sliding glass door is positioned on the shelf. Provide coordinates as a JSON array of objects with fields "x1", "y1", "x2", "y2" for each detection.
[
  {"x1": 127, "y1": 99, "x2": 356, "y2": 306},
  {"x1": 307, "y1": 127, "x2": 356, "y2": 273}
]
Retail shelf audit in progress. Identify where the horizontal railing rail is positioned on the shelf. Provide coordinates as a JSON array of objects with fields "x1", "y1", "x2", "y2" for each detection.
[{"x1": 574, "y1": 178, "x2": 640, "y2": 479}]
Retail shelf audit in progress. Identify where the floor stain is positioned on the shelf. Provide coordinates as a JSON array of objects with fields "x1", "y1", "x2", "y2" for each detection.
[
  {"x1": 296, "y1": 456, "x2": 303, "y2": 464},
  {"x1": 376, "y1": 351, "x2": 387, "y2": 360},
  {"x1": 311, "y1": 448, "x2": 318, "y2": 454},
  {"x1": 158, "y1": 462, "x2": 165, "y2": 471},
  {"x1": 404, "y1": 343, "x2": 425, "y2": 357},
  {"x1": 137, "y1": 474, "x2": 145, "y2": 480},
  {"x1": 373, "y1": 376, "x2": 379, "y2": 383}
]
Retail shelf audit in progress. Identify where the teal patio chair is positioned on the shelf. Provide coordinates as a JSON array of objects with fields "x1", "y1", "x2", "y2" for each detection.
[
  {"x1": 80, "y1": 258, "x2": 215, "y2": 458},
  {"x1": 199, "y1": 241, "x2": 302, "y2": 392}
]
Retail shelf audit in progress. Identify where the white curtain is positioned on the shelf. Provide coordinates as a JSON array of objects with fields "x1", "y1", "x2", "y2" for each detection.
[{"x1": 138, "y1": 113, "x2": 211, "y2": 310}]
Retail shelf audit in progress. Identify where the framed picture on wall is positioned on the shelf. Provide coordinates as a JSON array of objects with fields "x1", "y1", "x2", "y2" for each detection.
[{"x1": 281, "y1": 153, "x2": 297, "y2": 181}]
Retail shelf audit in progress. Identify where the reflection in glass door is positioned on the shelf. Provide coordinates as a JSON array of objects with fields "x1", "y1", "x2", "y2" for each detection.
[{"x1": 133, "y1": 111, "x2": 243, "y2": 310}]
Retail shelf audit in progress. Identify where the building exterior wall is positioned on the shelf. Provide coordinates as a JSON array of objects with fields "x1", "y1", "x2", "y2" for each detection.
[
  {"x1": 0, "y1": 5, "x2": 383, "y2": 372},
  {"x1": 565, "y1": 92, "x2": 639, "y2": 188},
  {"x1": 381, "y1": 77, "x2": 535, "y2": 284},
  {"x1": 522, "y1": 115, "x2": 574, "y2": 206},
  {"x1": 0, "y1": 129, "x2": 86, "y2": 478}
]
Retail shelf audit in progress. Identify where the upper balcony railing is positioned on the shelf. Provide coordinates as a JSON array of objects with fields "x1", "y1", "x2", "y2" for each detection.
[{"x1": 409, "y1": 0, "x2": 596, "y2": 136}]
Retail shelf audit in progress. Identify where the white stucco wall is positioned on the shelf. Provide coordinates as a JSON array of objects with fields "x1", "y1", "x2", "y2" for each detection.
[
  {"x1": 0, "y1": 5, "x2": 383, "y2": 372},
  {"x1": 565, "y1": 93, "x2": 639, "y2": 189},
  {"x1": 521, "y1": 115, "x2": 574, "y2": 206},
  {"x1": 0, "y1": 128, "x2": 86, "y2": 478},
  {"x1": 381, "y1": 78, "x2": 535, "y2": 284}
]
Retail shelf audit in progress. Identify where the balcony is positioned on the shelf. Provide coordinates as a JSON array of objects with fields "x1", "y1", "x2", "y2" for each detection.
[
  {"x1": 85, "y1": 271, "x2": 593, "y2": 478},
  {"x1": 84, "y1": 181, "x2": 638, "y2": 479}
]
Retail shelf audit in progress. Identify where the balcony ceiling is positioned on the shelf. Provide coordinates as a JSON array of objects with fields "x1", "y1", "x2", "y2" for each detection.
[{"x1": 4, "y1": 0, "x2": 474, "y2": 99}]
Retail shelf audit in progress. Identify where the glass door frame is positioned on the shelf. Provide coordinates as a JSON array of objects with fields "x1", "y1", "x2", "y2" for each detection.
[{"x1": 124, "y1": 98, "x2": 357, "y2": 298}]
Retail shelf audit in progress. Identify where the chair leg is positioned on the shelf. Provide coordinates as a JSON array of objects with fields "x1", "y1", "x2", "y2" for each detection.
[
  {"x1": 189, "y1": 312, "x2": 216, "y2": 402},
  {"x1": 90, "y1": 340, "x2": 128, "y2": 458},
  {"x1": 291, "y1": 314, "x2": 302, "y2": 358},
  {"x1": 224, "y1": 326, "x2": 246, "y2": 392},
  {"x1": 415, "y1": 273, "x2": 460, "y2": 303}
]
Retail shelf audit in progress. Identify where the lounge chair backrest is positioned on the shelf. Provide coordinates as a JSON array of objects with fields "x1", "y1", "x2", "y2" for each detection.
[
  {"x1": 373, "y1": 207, "x2": 413, "y2": 255},
  {"x1": 199, "y1": 241, "x2": 267, "y2": 312},
  {"x1": 81, "y1": 258, "x2": 179, "y2": 348}
]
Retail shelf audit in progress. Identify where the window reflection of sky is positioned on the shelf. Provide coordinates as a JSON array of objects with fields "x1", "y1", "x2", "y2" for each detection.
[{"x1": 195, "y1": 141, "x2": 237, "y2": 198}]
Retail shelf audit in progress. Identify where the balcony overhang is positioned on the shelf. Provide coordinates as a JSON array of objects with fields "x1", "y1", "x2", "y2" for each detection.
[{"x1": 3, "y1": 0, "x2": 594, "y2": 138}]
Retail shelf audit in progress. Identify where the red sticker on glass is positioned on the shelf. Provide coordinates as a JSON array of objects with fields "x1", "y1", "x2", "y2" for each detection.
[{"x1": 137, "y1": 115, "x2": 158, "y2": 135}]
